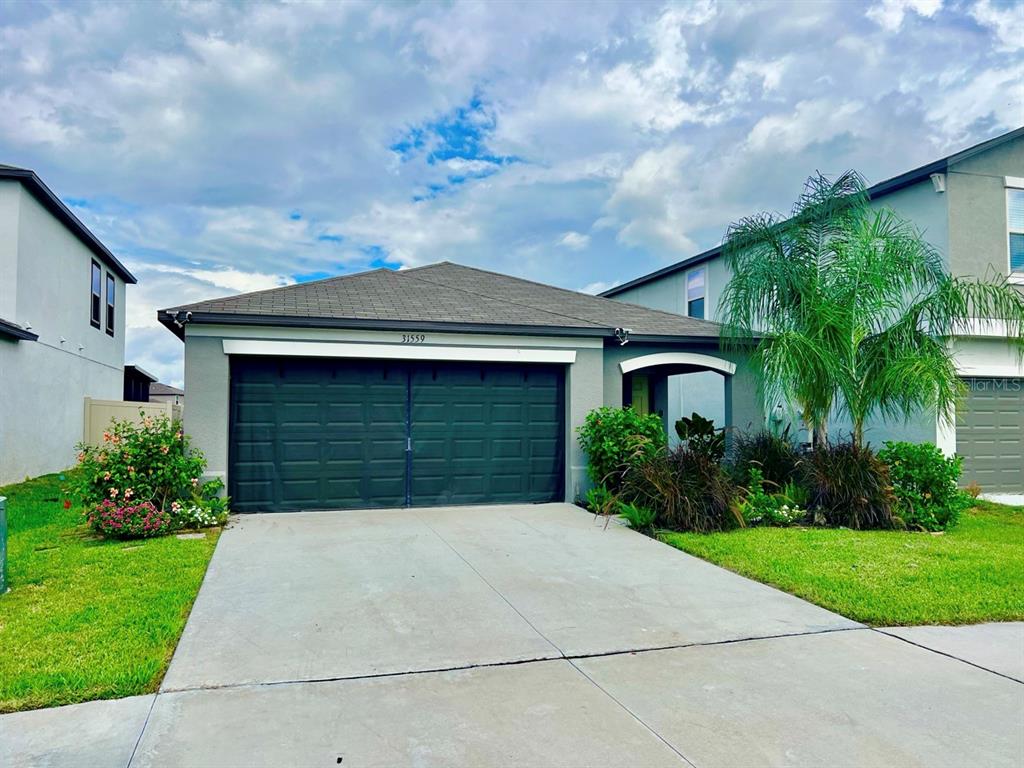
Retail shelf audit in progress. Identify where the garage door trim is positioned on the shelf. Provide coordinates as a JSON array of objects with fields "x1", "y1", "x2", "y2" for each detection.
[{"x1": 222, "y1": 339, "x2": 576, "y2": 364}]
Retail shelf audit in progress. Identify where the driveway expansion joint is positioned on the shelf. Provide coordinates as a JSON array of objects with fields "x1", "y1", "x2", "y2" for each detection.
[
  {"x1": 871, "y1": 627, "x2": 1024, "y2": 684},
  {"x1": 155, "y1": 625, "x2": 871, "y2": 698},
  {"x1": 567, "y1": 658, "x2": 698, "y2": 768}
]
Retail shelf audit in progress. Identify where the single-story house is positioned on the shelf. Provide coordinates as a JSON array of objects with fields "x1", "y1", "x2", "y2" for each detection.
[
  {"x1": 149, "y1": 382, "x2": 185, "y2": 407},
  {"x1": 159, "y1": 262, "x2": 757, "y2": 512}
]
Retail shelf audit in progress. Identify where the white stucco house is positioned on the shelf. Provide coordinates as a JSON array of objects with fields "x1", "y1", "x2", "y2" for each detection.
[
  {"x1": 0, "y1": 164, "x2": 137, "y2": 485},
  {"x1": 603, "y1": 127, "x2": 1024, "y2": 495}
]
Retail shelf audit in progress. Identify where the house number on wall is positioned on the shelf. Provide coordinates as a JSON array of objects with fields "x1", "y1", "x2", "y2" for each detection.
[{"x1": 401, "y1": 333, "x2": 426, "y2": 344}]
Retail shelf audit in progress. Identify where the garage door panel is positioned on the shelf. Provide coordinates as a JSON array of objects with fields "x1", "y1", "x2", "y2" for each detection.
[
  {"x1": 232, "y1": 358, "x2": 565, "y2": 511},
  {"x1": 230, "y1": 358, "x2": 407, "y2": 512},
  {"x1": 409, "y1": 362, "x2": 564, "y2": 507},
  {"x1": 957, "y1": 377, "x2": 1023, "y2": 494}
]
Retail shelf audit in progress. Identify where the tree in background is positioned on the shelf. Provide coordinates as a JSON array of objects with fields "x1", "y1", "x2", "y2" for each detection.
[{"x1": 719, "y1": 171, "x2": 1024, "y2": 447}]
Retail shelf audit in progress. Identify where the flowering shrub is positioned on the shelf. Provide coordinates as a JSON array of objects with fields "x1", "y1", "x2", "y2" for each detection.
[
  {"x1": 69, "y1": 414, "x2": 206, "y2": 512},
  {"x1": 172, "y1": 502, "x2": 226, "y2": 529},
  {"x1": 86, "y1": 500, "x2": 173, "y2": 539},
  {"x1": 171, "y1": 478, "x2": 230, "y2": 529}
]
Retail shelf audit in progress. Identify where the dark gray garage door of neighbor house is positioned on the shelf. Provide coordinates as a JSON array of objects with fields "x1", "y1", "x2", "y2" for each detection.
[
  {"x1": 957, "y1": 377, "x2": 1023, "y2": 494},
  {"x1": 229, "y1": 357, "x2": 565, "y2": 512}
]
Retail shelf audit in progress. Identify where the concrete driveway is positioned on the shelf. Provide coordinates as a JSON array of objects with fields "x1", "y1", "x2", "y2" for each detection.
[{"x1": 4, "y1": 503, "x2": 1022, "y2": 767}]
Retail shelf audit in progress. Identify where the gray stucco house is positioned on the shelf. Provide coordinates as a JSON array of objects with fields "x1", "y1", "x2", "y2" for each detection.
[
  {"x1": 0, "y1": 165, "x2": 137, "y2": 485},
  {"x1": 159, "y1": 262, "x2": 758, "y2": 512},
  {"x1": 603, "y1": 127, "x2": 1024, "y2": 495}
]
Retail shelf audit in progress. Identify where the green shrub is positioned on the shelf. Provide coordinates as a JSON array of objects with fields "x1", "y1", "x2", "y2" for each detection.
[
  {"x1": 577, "y1": 407, "x2": 666, "y2": 491},
  {"x1": 69, "y1": 414, "x2": 206, "y2": 512},
  {"x1": 621, "y1": 444, "x2": 741, "y2": 533},
  {"x1": 728, "y1": 426, "x2": 802, "y2": 487},
  {"x1": 735, "y1": 467, "x2": 807, "y2": 527},
  {"x1": 674, "y1": 413, "x2": 725, "y2": 461},
  {"x1": 617, "y1": 501, "x2": 657, "y2": 533},
  {"x1": 803, "y1": 441, "x2": 895, "y2": 529},
  {"x1": 584, "y1": 484, "x2": 616, "y2": 516},
  {"x1": 878, "y1": 441, "x2": 970, "y2": 531}
]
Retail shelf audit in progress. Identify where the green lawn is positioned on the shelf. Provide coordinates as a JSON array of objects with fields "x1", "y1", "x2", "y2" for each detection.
[
  {"x1": 0, "y1": 474, "x2": 220, "y2": 713},
  {"x1": 661, "y1": 501, "x2": 1024, "y2": 627}
]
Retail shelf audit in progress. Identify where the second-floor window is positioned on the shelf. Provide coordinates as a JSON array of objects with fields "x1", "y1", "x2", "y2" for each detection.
[
  {"x1": 105, "y1": 273, "x2": 115, "y2": 336},
  {"x1": 90, "y1": 261, "x2": 102, "y2": 328},
  {"x1": 1009, "y1": 186, "x2": 1024, "y2": 275},
  {"x1": 686, "y1": 266, "x2": 706, "y2": 319}
]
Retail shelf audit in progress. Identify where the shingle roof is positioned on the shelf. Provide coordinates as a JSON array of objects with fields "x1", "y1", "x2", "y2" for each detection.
[
  {"x1": 150, "y1": 382, "x2": 184, "y2": 396},
  {"x1": 159, "y1": 261, "x2": 722, "y2": 341}
]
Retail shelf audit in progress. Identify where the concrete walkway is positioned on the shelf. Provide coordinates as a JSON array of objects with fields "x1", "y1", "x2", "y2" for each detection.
[{"x1": 2, "y1": 503, "x2": 1022, "y2": 767}]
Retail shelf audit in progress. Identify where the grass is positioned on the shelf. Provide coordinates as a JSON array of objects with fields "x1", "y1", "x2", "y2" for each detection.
[
  {"x1": 0, "y1": 474, "x2": 220, "y2": 713},
  {"x1": 661, "y1": 501, "x2": 1024, "y2": 626}
]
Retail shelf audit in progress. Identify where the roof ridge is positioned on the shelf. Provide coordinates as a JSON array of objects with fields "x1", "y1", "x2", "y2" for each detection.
[
  {"x1": 413, "y1": 261, "x2": 723, "y2": 328},
  {"x1": 400, "y1": 264, "x2": 615, "y2": 331}
]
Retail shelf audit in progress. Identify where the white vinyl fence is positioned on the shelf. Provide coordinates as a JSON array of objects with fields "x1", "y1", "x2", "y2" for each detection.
[{"x1": 82, "y1": 398, "x2": 184, "y2": 447}]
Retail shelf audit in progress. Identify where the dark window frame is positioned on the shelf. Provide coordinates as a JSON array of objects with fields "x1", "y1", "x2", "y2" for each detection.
[
  {"x1": 685, "y1": 266, "x2": 706, "y2": 320},
  {"x1": 105, "y1": 272, "x2": 115, "y2": 336},
  {"x1": 90, "y1": 260, "x2": 102, "y2": 329}
]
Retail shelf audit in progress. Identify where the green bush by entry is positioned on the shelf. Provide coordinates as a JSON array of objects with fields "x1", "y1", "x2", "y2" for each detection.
[
  {"x1": 576, "y1": 406, "x2": 666, "y2": 491},
  {"x1": 878, "y1": 441, "x2": 970, "y2": 531}
]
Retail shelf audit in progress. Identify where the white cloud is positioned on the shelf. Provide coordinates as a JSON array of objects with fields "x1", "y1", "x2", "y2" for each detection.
[
  {"x1": 969, "y1": 0, "x2": 1024, "y2": 51},
  {"x1": 605, "y1": 143, "x2": 699, "y2": 255},
  {"x1": 746, "y1": 99, "x2": 866, "y2": 153},
  {"x1": 579, "y1": 280, "x2": 617, "y2": 295},
  {"x1": 557, "y1": 231, "x2": 590, "y2": 250},
  {"x1": 867, "y1": 0, "x2": 943, "y2": 31}
]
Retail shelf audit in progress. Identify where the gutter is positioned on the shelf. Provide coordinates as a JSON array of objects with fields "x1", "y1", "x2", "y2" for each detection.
[
  {"x1": 0, "y1": 317, "x2": 39, "y2": 342},
  {"x1": 156, "y1": 310, "x2": 726, "y2": 345}
]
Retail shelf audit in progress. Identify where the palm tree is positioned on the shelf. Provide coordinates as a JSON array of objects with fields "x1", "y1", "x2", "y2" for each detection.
[{"x1": 719, "y1": 171, "x2": 1024, "y2": 448}]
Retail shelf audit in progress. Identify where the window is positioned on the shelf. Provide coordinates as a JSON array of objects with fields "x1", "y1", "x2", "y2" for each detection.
[
  {"x1": 105, "y1": 273, "x2": 115, "y2": 336},
  {"x1": 686, "y1": 267, "x2": 706, "y2": 319},
  {"x1": 1009, "y1": 187, "x2": 1024, "y2": 274},
  {"x1": 90, "y1": 261, "x2": 101, "y2": 328}
]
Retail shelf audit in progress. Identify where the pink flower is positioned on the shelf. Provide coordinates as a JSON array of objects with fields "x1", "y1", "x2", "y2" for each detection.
[{"x1": 109, "y1": 488, "x2": 118, "y2": 498}]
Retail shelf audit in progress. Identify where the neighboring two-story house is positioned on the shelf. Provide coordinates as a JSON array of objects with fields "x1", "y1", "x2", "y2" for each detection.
[
  {"x1": 0, "y1": 164, "x2": 137, "y2": 485},
  {"x1": 603, "y1": 127, "x2": 1024, "y2": 495}
]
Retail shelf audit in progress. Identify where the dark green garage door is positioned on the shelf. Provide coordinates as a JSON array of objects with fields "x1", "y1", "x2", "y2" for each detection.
[
  {"x1": 230, "y1": 358, "x2": 565, "y2": 512},
  {"x1": 957, "y1": 377, "x2": 1023, "y2": 494}
]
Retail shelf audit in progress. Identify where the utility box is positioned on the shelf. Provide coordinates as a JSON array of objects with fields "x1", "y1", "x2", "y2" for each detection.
[{"x1": 0, "y1": 497, "x2": 6, "y2": 594}]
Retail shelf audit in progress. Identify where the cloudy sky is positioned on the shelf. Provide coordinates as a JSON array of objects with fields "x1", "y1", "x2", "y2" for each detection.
[{"x1": 1, "y1": 0, "x2": 1021, "y2": 386}]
